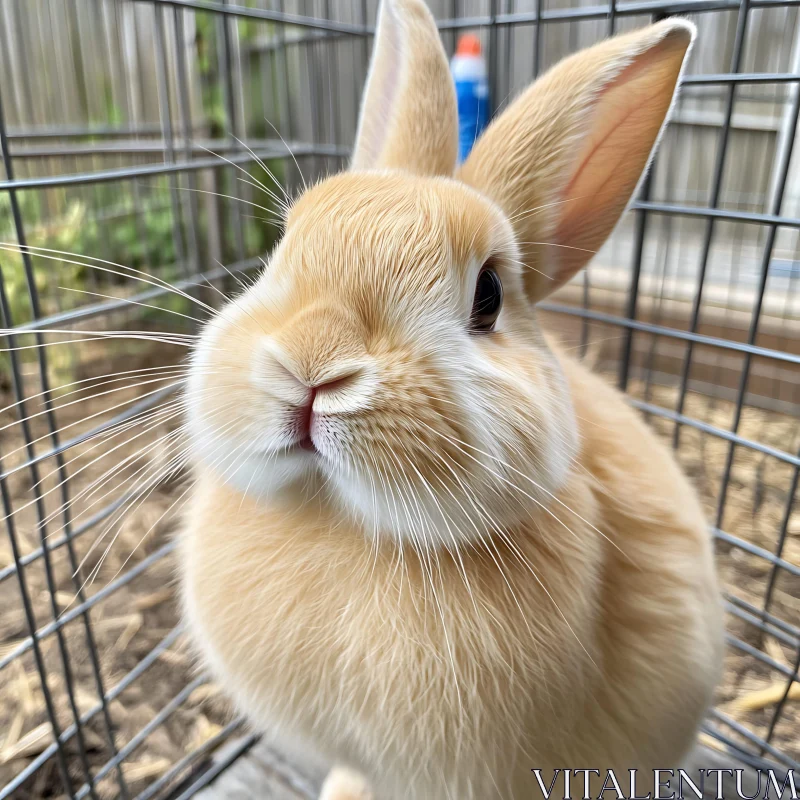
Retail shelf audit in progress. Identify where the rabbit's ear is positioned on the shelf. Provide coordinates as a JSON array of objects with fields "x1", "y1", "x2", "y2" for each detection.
[
  {"x1": 351, "y1": 0, "x2": 457, "y2": 176},
  {"x1": 458, "y1": 20, "x2": 694, "y2": 303}
]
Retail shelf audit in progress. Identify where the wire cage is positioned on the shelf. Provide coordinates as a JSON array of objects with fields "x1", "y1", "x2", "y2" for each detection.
[{"x1": 0, "y1": 0, "x2": 798, "y2": 798}]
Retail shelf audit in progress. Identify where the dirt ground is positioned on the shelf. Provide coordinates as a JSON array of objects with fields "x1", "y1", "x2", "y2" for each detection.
[{"x1": 0, "y1": 348, "x2": 798, "y2": 798}]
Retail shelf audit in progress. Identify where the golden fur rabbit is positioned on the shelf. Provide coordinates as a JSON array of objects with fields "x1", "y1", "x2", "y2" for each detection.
[{"x1": 180, "y1": 1, "x2": 724, "y2": 797}]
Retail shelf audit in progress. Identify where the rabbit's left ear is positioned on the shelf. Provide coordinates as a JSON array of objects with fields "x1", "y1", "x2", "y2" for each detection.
[
  {"x1": 351, "y1": 0, "x2": 457, "y2": 176},
  {"x1": 459, "y1": 20, "x2": 695, "y2": 304}
]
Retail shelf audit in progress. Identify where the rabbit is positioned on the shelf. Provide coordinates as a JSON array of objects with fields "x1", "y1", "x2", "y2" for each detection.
[{"x1": 179, "y1": 1, "x2": 724, "y2": 798}]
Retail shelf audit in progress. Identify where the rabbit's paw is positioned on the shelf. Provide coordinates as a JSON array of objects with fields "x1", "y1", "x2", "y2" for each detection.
[{"x1": 319, "y1": 767, "x2": 374, "y2": 800}]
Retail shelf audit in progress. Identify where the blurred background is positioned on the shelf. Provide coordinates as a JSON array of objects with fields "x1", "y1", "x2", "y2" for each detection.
[{"x1": 0, "y1": 1, "x2": 798, "y2": 798}]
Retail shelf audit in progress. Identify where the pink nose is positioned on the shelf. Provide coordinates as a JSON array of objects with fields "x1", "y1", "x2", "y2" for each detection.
[{"x1": 295, "y1": 374, "x2": 357, "y2": 450}]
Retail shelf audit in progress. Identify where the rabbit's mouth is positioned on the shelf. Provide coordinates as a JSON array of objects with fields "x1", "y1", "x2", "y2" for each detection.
[
  {"x1": 296, "y1": 435, "x2": 317, "y2": 453},
  {"x1": 280, "y1": 435, "x2": 317, "y2": 454}
]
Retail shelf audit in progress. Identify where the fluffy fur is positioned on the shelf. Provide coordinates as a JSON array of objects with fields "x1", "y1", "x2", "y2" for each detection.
[{"x1": 180, "y1": 2, "x2": 723, "y2": 798}]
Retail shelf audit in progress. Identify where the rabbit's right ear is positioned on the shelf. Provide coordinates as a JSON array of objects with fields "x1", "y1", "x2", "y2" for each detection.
[
  {"x1": 351, "y1": 0, "x2": 457, "y2": 176},
  {"x1": 458, "y1": 20, "x2": 694, "y2": 304}
]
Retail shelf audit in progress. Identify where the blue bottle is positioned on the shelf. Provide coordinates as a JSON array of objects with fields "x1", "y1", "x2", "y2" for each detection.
[{"x1": 451, "y1": 33, "x2": 490, "y2": 163}]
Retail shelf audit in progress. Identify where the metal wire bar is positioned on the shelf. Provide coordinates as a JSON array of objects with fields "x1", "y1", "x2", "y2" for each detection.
[
  {"x1": 218, "y1": 0, "x2": 246, "y2": 261},
  {"x1": 174, "y1": 5, "x2": 203, "y2": 283},
  {"x1": 539, "y1": 303, "x2": 800, "y2": 366},
  {"x1": 0, "y1": 448, "x2": 74, "y2": 796},
  {"x1": 135, "y1": 0, "x2": 800, "y2": 28},
  {"x1": 726, "y1": 634, "x2": 798, "y2": 681},
  {"x1": 154, "y1": 6, "x2": 189, "y2": 283},
  {"x1": 630, "y1": 200, "x2": 800, "y2": 228},
  {"x1": 627, "y1": 398, "x2": 800, "y2": 467},
  {"x1": 71, "y1": 675, "x2": 207, "y2": 799},
  {"x1": 4, "y1": 175, "x2": 799, "y2": 232},
  {"x1": 130, "y1": 0, "x2": 369, "y2": 35},
  {"x1": 0, "y1": 388, "x2": 178, "y2": 595},
  {"x1": 672, "y1": 0, "x2": 751, "y2": 446},
  {"x1": 714, "y1": 528, "x2": 800, "y2": 579},
  {"x1": 0, "y1": 142, "x2": 348, "y2": 190},
  {"x1": 0, "y1": 491, "x2": 126, "y2": 585},
  {"x1": 725, "y1": 602, "x2": 800, "y2": 648},
  {"x1": 8, "y1": 139, "x2": 300, "y2": 158},
  {"x1": 0, "y1": 541, "x2": 176, "y2": 672},
  {"x1": 0, "y1": 84, "x2": 123, "y2": 797},
  {"x1": 761, "y1": 452, "x2": 800, "y2": 619},
  {"x1": 0, "y1": 384, "x2": 180, "y2": 487},
  {"x1": 683, "y1": 72, "x2": 800, "y2": 83},
  {"x1": 705, "y1": 712, "x2": 797, "y2": 768},
  {"x1": 134, "y1": 719, "x2": 244, "y2": 800},
  {"x1": 699, "y1": 723, "x2": 785, "y2": 772},
  {"x1": 765, "y1": 645, "x2": 800, "y2": 747},
  {"x1": 532, "y1": 0, "x2": 542, "y2": 77},
  {"x1": 618, "y1": 131, "x2": 655, "y2": 390},
  {"x1": 0, "y1": 626, "x2": 184, "y2": 800},
  {"x1": 6, "y1": 123, "x2": 174, "y2": 138},
  {"x1": 725, "y1": 593, "x2": 800, "y2": 643},
  {"x1": 713, "y1": 77, "x2": 800, "y2": 528},
  {"x1": 8, "y1": 255, "x2": 261, "y2": 334},
  {"x1": 169, "y1": 734, "x2": 262, "y2": 800}
]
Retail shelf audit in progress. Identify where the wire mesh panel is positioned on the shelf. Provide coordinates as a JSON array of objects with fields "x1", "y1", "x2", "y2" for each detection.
[{"x1": 0, "y1": 1, "x2": 797, "y2": 798}]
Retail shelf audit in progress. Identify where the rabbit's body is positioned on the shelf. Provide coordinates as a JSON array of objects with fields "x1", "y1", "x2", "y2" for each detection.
[
  {"x1": 180, "y1": 3, "x2": 723, "y2": 796},
  {"x1": 181, "y1": 347, "x2": 722, "y2": 799}
]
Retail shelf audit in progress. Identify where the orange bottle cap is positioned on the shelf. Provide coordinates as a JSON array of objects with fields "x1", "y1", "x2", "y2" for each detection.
[{"x1": 456, "y1": 33, "x2": 482, "y2": 57}]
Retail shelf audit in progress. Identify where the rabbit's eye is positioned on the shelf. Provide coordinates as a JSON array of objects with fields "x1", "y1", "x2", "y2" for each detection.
[{"x1": 470, "y1": 266, "x2": 503, "y2": 333}]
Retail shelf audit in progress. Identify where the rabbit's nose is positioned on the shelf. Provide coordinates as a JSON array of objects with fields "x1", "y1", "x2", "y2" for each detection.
[
  {"x1": 292, "y1": 371, "x2": 371, "y2": 451},
  {"x1": 308, "y1": 365, "x2": 378, "y2": 415},
  {"x1": 256, "y1": 336, "x2": 378, "y2": 415}
]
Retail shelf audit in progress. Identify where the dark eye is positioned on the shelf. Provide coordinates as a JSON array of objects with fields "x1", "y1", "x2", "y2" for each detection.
[{"x1": 470, "y1": 265, "x2": 503, "y2": 333}]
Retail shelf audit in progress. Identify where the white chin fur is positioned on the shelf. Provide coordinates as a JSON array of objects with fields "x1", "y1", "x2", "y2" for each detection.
[
  {"x1": 186, "y1": 416, "x2": 576, "y2": 550},
  {"x1": 185, "y1": 406, "x2": 578, "y2": 553},
  {"x1": 325, "y1": 465, "x2": 517, "y2": 548},
  {"x1": 195, "y1": 439, "x2": 317, "y2": 499}
]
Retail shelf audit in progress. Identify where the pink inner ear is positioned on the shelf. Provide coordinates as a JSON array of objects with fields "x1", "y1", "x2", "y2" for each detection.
[
  {"x1": 351, "y1": 0, "x2": 403, "y2": 169},
  {"x1": 552, "y1": 36, "x2": 686, "y2": 286},
  {"x1": 351, "y1": 0, "x2": 458, "y2": 176}
]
